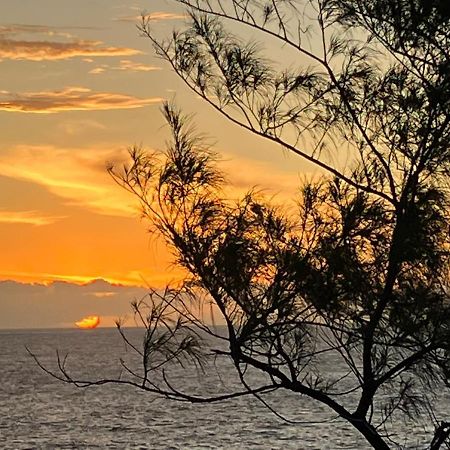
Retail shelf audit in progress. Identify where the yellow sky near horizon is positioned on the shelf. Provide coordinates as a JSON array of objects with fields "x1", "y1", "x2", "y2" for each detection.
[{"x1": 0, "y1": 0, "x2": 317, "y2": 298}]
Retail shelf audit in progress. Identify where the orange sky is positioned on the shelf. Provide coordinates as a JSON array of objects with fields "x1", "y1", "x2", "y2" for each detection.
[{"x1": 0, "y1": 1, "x2": 316, "y2": 327}]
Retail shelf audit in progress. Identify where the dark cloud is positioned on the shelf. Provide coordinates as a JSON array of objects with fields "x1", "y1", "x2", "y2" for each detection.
[
  {"x1": 0, "y1": 87, "x2": 162, "y2": 113},
  {"x1": 0, "y1": 22, "x2": 140, "y2": 61},
  {"x1": 0, "y1": 38, "x2": 141, "y2": 61},
  {"x1": 0, "y1": 279, "x2": 149, "y2": 329}
]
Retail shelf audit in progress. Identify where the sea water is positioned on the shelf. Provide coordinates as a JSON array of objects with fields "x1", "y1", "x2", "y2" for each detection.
[{"x1": 0, "y1": 328, "x2": 447, "y2": 449}]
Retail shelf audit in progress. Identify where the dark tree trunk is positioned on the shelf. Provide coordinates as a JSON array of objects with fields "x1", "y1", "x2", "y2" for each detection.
[
  {"x1": 430, "y1": 422, "x2": 450, "y2": 450},
  {"x1": 349, "y1": 418, "x2": 390, "y2": 450}
]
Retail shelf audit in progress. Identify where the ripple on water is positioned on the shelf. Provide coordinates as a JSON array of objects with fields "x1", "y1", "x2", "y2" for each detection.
[{"x1": 1, "y1": 328, "x2": 448, "y2": 449}]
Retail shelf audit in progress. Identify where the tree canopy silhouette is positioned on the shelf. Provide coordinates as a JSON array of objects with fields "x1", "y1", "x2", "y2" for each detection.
[{"x1": 35, "y1": 1, "x2": 450, "y2": 448}]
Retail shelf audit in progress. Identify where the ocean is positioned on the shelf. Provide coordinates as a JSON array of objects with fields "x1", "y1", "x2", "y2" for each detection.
[{"x1": 0, "y1": 328, "x2": 447, "y2": 449}]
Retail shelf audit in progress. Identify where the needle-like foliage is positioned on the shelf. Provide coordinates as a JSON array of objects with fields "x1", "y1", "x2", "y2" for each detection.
[{"x1": 35, "y1": 1, "x2": 450, "y2": 448}]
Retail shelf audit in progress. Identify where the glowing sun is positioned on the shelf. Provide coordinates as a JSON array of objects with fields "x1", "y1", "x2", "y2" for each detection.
[{"x1": 75, "y1": 315, "x2": 100, "y2": 329}]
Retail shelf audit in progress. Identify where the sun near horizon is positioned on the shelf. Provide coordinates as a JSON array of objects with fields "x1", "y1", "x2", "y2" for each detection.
[{"x1": 75, "y1": 315, "x2": 100, "y2": 329}]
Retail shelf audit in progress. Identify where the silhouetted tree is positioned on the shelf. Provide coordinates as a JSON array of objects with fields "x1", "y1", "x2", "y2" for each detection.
[{"x1": 35, "y1": 1, "x2": 450, "y2": 448}]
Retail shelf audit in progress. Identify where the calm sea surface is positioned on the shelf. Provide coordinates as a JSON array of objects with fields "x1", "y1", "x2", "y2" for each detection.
[{"x1": 0, "y1": 328, "x2": 448, "y2": 449}]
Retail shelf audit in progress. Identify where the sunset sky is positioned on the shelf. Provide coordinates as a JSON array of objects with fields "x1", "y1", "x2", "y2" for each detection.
[{"x1": 0, "y1": 0, "x2": 313, "y2": 328}]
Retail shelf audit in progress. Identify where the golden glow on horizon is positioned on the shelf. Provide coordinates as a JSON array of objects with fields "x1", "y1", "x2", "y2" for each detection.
[
  {"x1": 0, "y1": 270, "x2": 147, "y2": 287},
  {"x1": 75, "y1": 315, "x2": 100, "y2": 329},
  {"x1": 0, "y1": 264, "x2": 188, "y2": 288}
]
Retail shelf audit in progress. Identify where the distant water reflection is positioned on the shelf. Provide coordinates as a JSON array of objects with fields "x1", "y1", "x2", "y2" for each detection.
[{"x1": 0, "y1": 328, "x2": 447, "y2": 449}]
